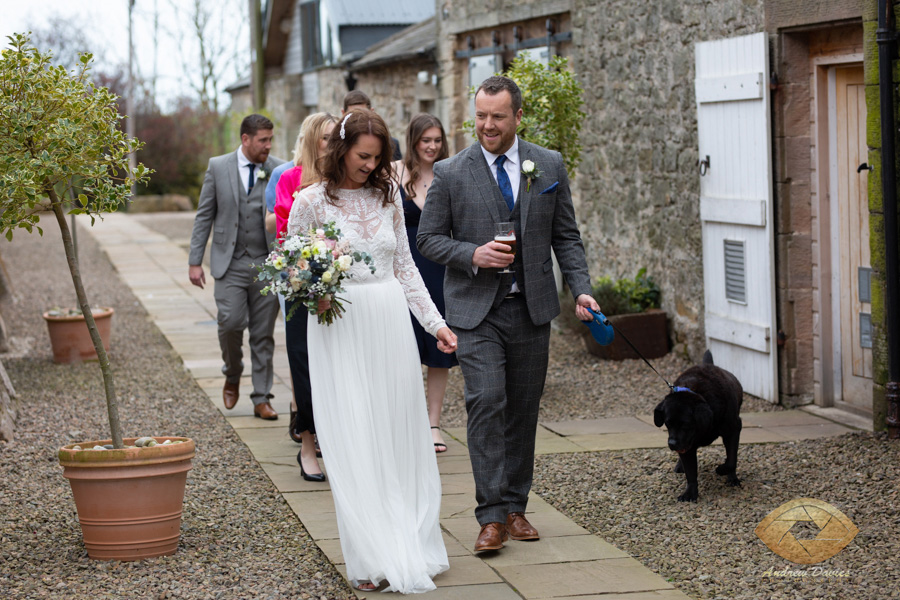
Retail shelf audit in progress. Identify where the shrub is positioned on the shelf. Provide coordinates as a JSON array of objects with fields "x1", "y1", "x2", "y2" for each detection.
[
  {"x1": 590, "y1": 268, "x2": 661, "y2": 316},
  {"x1": 463, "y1": 55, "x2": 586, "y2": 176}
]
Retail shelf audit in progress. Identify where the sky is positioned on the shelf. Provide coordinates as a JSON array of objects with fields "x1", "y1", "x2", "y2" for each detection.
[{"x1": 0, "y1": 0, "x2": 248, "y2": 111}]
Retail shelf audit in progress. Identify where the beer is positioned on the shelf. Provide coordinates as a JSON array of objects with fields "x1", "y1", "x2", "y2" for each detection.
[
  {"x1": 493, "y1": 221, "x2": 516, "y2": 273},
  {"x1": 495, "y1": 235, "x2": 516, "y2": 256}
]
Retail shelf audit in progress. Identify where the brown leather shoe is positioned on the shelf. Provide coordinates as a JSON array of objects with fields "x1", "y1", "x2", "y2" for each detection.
[
  {"x1": 507, "y1": 512, "x2": 540, "y2": 541},
  {"x1": 474, "y1": 522, "x2": 507, "y2": 552},
  {"x1": 223, "y1": 381, "x2": 239, "y2": 409},
  {"x1": 253, "y1": 401, "x2": 278, "y2": 420}
]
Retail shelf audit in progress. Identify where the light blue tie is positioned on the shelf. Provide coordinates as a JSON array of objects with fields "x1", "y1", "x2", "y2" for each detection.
[{"x1": 494, "y1": 155, "x2": 515, "y2": 212}]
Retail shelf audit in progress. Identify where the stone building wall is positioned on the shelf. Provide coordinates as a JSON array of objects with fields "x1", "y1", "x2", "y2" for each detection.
[
  {"x1": 353, "y1": 59, "x2": 439, "y2": 157},
  {"x1": 316, "y1": 67, "x2": 351, "y2": 119},
  {"x1": 571, "y1": 0, "x2": 765, "y2": 359}
]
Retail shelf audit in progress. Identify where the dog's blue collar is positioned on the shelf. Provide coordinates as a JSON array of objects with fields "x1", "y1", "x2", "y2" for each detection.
[{"x1": 671, "y1": 386, "x2": 693, "y2": 394}]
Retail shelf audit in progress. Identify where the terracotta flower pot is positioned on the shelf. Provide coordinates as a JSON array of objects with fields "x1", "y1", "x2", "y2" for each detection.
[
  {"x1": 58, "y1": 437, "x2": 195, "y2": 561},
  {"x1": 43, "y1": 307, "x2": 114, "y2": 364},
  {"x1": 582, "y1": 309, "x2": 669, "y2": 361}
]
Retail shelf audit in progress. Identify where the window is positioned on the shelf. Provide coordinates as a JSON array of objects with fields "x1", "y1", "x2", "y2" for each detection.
[{"x1": 300, "y1": 1, "x2": 322, "y2": 70}]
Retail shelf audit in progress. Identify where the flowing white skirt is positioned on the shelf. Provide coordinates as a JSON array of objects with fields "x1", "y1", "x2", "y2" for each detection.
[{"x1": 307, "y1": 278, "x2": 448, "y2": 594}]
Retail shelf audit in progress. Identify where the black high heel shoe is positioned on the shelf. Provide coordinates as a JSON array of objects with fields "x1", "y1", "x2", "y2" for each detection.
[{"x1": 297, "y1": 449, "x2": 326, "y2": 482}]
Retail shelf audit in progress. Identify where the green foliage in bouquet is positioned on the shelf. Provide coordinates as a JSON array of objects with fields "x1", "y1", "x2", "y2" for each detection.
[
  {"x1": 0, "y1": 33, "x2": 150, "y2": 448},
  {"x1": 462, "y1": 55, "x2": 586, "y2": 176},
  {"x1": 590, "y1": 268, "x2": 661, "y2": 316}
]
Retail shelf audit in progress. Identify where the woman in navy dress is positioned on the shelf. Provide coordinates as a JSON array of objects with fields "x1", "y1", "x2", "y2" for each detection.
[{"x1": 392, "y1": 114, "x2": 457, "y2": 452}]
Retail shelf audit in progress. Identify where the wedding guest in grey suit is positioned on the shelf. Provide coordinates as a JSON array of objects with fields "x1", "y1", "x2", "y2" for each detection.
[
  {"x1": 417, "y1": 76, "x2": 600, "y2": 553},
  {"x1": 188, "y1": 114, "x2": 286, "y2": 420}
]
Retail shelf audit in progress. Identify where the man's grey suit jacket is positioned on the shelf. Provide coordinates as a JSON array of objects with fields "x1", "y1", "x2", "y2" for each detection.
[
  {"x1": 188, "y1": 151, "x2": 284, "y2": 279},
  {"x1": 417, "y1": 139, "x2": 592, "y2": 329}
]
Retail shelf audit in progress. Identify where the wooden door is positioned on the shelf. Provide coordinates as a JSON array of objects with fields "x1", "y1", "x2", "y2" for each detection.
[
  {"x1": 831, "y1": 65, "x2": 872, "y2": 409},
  {"x1": 695, "y1": 32, "x2": 778, "y2": 402}
]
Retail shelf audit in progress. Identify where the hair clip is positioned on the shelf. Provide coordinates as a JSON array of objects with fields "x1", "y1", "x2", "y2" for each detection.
[{"x1": 339, "y1": 114, "x2": 352, "y2": 140}]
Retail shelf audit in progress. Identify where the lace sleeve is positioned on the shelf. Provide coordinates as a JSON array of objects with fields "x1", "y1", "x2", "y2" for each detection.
[
  {"x1": 391, "y1": 199, "x2": 447, "y2": 337},
  {"x1": 287, "y1": 184, "x2": 322, "y2": 236}
]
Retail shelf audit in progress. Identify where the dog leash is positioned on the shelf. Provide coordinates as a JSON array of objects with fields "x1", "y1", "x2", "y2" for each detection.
[{"x1": 587, "y1": 309, "x2": 690, "y2": 394}]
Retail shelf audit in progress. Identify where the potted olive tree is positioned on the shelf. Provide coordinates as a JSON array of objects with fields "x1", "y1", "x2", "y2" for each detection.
[
  {"x1": 0, "y1": 34, "x2": 194, "y2": 560},
  {"x1": 582, "y1": 268, "x2": 669, "y2": 360}
]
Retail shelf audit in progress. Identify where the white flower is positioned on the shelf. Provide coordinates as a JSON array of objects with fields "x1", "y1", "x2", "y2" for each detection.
[
  {"x1": 336, "y1": 255, "x2": 353, "y2": 271},
  {"x1": 522, "y1": 160, "x2": 535, "y2": 175},
  {"x1": 256, "y1": 168, "x2": 268, "y2": 180},
  {"x1": 321, "y1": 270, "x2": 333, "y2": 283}
]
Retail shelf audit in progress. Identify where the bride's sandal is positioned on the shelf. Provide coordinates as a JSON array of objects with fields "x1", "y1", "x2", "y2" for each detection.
[
  {"x1": 356, "y1": 581, "x2": 377, "y2": 591},
  {"x1": 431, "y1": 426, "x2": 448, "y2": 453}
]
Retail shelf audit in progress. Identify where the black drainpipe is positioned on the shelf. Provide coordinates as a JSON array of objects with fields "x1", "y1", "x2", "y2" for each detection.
[{"x1": 877, "y1": 0, "x2": 900, "y2": 439}]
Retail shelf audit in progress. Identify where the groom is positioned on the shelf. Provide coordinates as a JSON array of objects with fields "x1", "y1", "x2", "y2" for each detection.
[{"x1": 418, "y1": 76, "x2": 599, "y2": 552}]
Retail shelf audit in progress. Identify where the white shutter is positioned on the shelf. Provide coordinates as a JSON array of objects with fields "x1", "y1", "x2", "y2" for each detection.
[{"x1": 696, "y1": 32, "x2": 778, "y2": 402}]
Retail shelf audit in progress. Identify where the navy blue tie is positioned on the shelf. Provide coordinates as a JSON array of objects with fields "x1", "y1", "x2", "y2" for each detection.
[
  {"x1": 247, "y1": 163, "x2": 256, "y2": 194},
  {"x1": 494, "y1": 155, "x2": 515, "y2": 212}
]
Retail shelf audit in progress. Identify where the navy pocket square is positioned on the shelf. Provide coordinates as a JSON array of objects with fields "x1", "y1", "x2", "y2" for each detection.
[{"x1": 539, "y1": 182, "x2": 559, "y2": 195}]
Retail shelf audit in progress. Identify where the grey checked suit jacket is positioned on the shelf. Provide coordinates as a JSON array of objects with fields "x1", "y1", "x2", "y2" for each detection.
[
  {"x1": 417, "y1": 139, "x2": 592, "y2": 329},
  {"x1": 188, "y1": 151, "x2": 284, "y2": 279}
]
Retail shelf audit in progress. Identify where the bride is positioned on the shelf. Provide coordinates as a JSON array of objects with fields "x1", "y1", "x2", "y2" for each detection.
[{"x1": 286, "y1": 108, "x2": 457, "y2": 593}]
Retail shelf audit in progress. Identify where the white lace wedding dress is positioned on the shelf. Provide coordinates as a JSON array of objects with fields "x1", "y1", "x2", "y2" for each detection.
[{"x1": 287, "y1": 183, "x2": 449, "y2": 594}]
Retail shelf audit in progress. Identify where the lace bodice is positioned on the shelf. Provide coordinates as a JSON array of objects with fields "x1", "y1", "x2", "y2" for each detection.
[{"x1": 287, "y1": 183, "x2": 447, "y2": 337}]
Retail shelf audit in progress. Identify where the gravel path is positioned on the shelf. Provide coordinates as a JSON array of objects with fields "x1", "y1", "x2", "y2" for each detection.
[
  {"x1": 2, "y1": 212, "x2": 891, "y2": 600},
  {"x1": 0, "y1": 217, "x2": 355, "y2": 599},
  {"x1": 534, "y1": 432, "x2": 900, "y2": 600}
]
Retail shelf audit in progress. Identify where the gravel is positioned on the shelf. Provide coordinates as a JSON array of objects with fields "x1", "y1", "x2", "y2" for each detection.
[
  {"x1": 534, "y1": 433, "x2": 900, "y2": 600},
  {"x1": 0, "y1": 216, "x2": 355, "y2": 600},
  {"x1": 2, "y1": 212, "x2": 892, "y2": 600}
]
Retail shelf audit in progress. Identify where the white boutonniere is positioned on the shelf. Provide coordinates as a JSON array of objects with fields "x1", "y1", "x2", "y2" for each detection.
[
  {"x1": 256, "y1": 168, "x2": 268, "y2": 181},
  {"x1": 521, "y1": 160, "x2": 542, "y2": 192}
]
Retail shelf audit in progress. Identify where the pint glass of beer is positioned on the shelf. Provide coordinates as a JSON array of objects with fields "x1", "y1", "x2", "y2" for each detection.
[{"x1": 494, "y1": 221, "x2": 516, "y2": 274}]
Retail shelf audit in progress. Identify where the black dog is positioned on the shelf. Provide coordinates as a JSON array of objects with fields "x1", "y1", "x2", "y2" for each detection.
[{"x1": 653, "y1": 350, "x2": 743, "y2": 502}]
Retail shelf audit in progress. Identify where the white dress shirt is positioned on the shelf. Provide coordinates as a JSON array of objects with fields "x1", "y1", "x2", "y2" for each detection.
[
  {"x1": 477, "y1": 136, "x2": 521, "y2": 290},
  {"x1": 237, "y1": 147, "x2": 260, "y2": 194},
  {"x1": 480, "y1": 136, "x2": 522, "y2": 205}
]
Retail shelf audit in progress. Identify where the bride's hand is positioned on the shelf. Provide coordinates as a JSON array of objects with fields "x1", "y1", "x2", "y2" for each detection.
[
  {"x1": 316, "y1": 296, "x2": 332, "y2": 315},
  {"x1": 436, "y1": 327, "x2": 457, "y2": 353}
]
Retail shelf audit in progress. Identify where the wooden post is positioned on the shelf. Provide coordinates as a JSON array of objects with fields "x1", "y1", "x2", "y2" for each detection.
[{"x1": 249, "y1": 0, "x2": 266, "y2": 109}]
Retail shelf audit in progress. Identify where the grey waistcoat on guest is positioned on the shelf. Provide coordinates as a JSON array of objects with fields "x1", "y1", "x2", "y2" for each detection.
[{"x1": 234, "y1": 179, "x2": 268, "y2": 260}]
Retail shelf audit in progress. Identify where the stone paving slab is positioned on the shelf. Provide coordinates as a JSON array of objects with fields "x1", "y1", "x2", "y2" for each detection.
[
  {"x1": 480, "y1": 534, "x2": 629, "y2": 567},
  {"x1": 533, "y1": 591, "x2": 691, "y2": 600},
  {"x1": 496, "y1": 558, "x2": 676, "y2": 598},
  {"x1": 543, "y1": 416, "x2": 659, "y2": 436},
  {"x1": 80, "y1": 214, "x2": 865, "y2": 600}
]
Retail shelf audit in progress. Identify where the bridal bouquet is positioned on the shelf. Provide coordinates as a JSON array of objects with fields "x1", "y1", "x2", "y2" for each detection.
[{"x1": 256, "y1": 221, "x2": 375, "y2": 324}]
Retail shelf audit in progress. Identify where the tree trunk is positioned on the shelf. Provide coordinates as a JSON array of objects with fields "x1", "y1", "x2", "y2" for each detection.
[{"x1": 49, "y1": 190, "x2": 124, "y2": 448}]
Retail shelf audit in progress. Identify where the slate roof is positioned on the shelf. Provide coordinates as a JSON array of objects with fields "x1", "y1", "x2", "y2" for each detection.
[
  {"x1": 350, "y1": 16, "x2": 436, "y2": 70},
  {"x1": 325, "y1": 0, "x2": 434, "y2": 26}
]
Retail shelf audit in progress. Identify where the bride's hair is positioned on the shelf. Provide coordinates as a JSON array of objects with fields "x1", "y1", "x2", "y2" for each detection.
[
  {"x1": 402, "y1": 113, "x2": 448, "y2": 200},
  {"x1": 319, "y1": 108, "x2": 395, "y2": 206}
]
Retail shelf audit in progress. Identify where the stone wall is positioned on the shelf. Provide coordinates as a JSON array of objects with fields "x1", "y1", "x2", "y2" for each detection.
[
  {"x1": 265, "y1": 73, "x2": 307, "y2": 162},
  {"x1": 863, "y1": 0, "x2": 899, "y2": 430},
  {"x1": 571, "y1": 0, "x2": 765, "y2": 359},
  {"x1": 354, "y1": 59, "x2": 439, "y2": 157}
]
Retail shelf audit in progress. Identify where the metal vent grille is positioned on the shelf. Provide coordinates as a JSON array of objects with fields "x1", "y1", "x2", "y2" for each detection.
[{"x1": 724, "y1": 240, "x2": 746, "y2": 303}]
